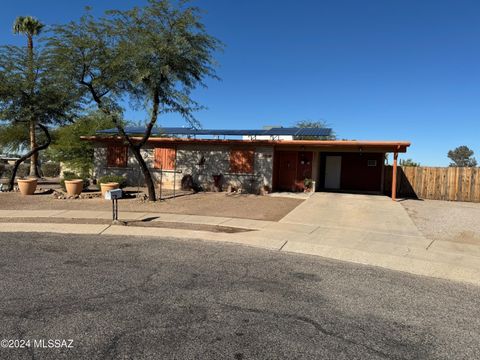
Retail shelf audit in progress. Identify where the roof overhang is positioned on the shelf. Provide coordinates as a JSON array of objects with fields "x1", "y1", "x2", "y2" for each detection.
[{"x1": 81, "y1": 136, "x2": 410, "y2": 153}]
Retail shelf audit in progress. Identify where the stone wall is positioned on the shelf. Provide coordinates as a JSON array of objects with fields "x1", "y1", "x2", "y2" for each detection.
[{"x1": 93, "y1": 143, "x2": 274, "y2": 193}]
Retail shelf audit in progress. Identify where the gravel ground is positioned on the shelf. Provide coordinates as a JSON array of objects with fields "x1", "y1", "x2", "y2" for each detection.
[
  {"x1": 401, "y1": 199, "x2": 480, "y2": 244},
  {"x1": 0, "y1": 191, "x2": 303, "y2": 221}
]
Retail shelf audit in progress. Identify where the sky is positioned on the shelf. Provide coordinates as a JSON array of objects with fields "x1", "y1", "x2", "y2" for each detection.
[{"x1": 1, "y1": 0, "x2": 479, "y2": 166}]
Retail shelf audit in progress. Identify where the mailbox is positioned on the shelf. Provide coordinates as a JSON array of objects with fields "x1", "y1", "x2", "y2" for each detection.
[{"x1": 105, "y1": 188, "x2": 122, "y2": 200}]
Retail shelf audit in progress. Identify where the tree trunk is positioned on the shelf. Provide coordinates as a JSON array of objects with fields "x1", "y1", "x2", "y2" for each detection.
[
  {"x1": 81, "y1": 82, "x2": 159, "y2": 201},
  {"x1": 130, "y1": 146, "x2": 156, "y2": 201},
  {"x1": 9, "y1": 124, "x2": 51, "y2": 191},
  {"x1": 29, "y1": 120, "x2": 41, "y2": 177},
  {"x1": 27, "y1": 35, "x2": 41, "y2": 178}
]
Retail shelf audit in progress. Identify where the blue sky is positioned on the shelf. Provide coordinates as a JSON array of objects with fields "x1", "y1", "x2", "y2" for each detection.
[{"x1": 1, "y1": 0, "x2": 479, "y2": 166}]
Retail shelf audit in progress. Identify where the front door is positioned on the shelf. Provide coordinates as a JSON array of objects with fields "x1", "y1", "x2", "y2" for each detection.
[
  {"x1": 324, "y1": 155, "x2": 341, "y2": 189},
  {"x1": 277, "y1": 151, "x2": 297, "y2": 191}
]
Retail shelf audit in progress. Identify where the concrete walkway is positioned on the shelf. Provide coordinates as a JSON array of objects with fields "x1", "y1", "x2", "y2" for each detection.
[{"x1": 1, "y1": 195, "x2": 479, "y2": 286}]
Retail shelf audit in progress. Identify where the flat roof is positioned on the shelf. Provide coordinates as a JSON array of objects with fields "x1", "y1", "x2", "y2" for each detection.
[
  {"x1": 82, "y1": 136, "x2": 410, "y2": 153},
  {"x1": 96, "y1": 126, "x2": 333, "y2": 138}
]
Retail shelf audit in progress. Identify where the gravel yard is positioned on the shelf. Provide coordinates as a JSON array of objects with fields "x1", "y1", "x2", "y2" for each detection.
[
  {"x1": 401, "y1": 199, "x2": 480, "y2": 244},
  {"x1": 0, "y1": 191, "x2": 303, "y2": 221}
]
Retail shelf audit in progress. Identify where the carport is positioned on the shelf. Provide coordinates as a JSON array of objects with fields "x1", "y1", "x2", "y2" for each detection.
[{"x1": 272, "y1": 141, "x2": 410, "y2": 200}]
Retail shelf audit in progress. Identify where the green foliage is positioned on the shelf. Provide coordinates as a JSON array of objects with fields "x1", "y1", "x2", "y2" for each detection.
[
  {"x1": 98, "y1": 175, "x2": 128, "y2": 189},
  {"x1": 13, "y1": 16, "x2": 44, "y2": 38},
  {"x1": 0, "y1": 122, "x2": 29, "y2": 154},
  {"x1": 448, "y1": 146, "x2": 477, "y2": 167},
  {"x1": 399, "y1": 158, "x2": 420, "y2": 167},
  {"x1": 41, "y1": 162, "x2": 61, "y2": 177},
  {"x1": 295, "y1": 120, "x2": 336, "y2": 140},
  {"x1": 304, "y1": 178, "x2": 313, "y2": 189},
  {"x1": 0, "y1": 38, "x2": 82, "y2": 181},
  {"x1": 46, "y1": 111, "x2": 115, "y2": 175},
  {"x1": 0, "y1": 163, "x2": 29, "y2": 179},
  {"x1": 60, "y1": 171, "x2": 89, "y2": 191},
  {"x1": 47, "y1": 0, "x2": 222, "y2": 201}
]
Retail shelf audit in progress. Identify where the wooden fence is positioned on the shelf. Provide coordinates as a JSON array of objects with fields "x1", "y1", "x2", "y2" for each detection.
[{"x1": 384, "y1": 166, "x2": 480, "y2": 202}]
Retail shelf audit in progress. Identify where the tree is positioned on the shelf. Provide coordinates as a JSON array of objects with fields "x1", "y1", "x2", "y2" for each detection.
[
  {"x1": 46, "y1": 111, "x2": 115, "y2": 176},
  {"x1": 295, "y1": 120, "x2": 336, "y2": 140},
  {"x1": 12, "y1": 16, "x2": 45, "y2": 177},
  {"x1": 48, "y1": 0, "x2": 221, "y2": 201},
  {"x1": 399, "y1": 158, "x2": 420, "y2": 167},
  {"x1": 447, "y1": 146, "x2": 477, "y2": 167},
  {"x1": 0, "y1": 43, "x2": 81, "y2": 190}
]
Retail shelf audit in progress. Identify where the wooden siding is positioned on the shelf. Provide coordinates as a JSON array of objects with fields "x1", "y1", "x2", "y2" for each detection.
[
  {"x1": 107, "y1": 145, "x2": 128, "y2": 168},
  {"x1": 384, "y1": 166, "x2": 480, "y2": 202},
  {"x1": 230, "y1": 149, "x2": 254, "y2": 174},
  {"x1": 154, "y1": 147, "x2": 176, "y2": 170}
]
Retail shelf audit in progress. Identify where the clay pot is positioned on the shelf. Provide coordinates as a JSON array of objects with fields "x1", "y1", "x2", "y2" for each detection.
[
  {"x1": 100, "y1": 182, "x2": 119, "y2": 198},
  {"x1": 17, "y1": 178, "x2": 38, "y2": 195},
  {"x1": 65, "y1": 179, "x2": 83, "y2": 197}
]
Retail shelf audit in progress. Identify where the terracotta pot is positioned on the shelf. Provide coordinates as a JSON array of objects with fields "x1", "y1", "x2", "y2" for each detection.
[
  {"x1": 100, "y1": 182, "x2": 119, "y2": 198},
  {"x1": 65, "y1": 179, "x2": 83, "y2": 197},
  {"x1": 17, "y1": 178, "x2": 38, "y2": 195}
]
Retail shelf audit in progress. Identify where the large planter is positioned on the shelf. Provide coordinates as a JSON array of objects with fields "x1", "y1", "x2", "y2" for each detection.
[
  {"x1": 64, "y1": 179, "x2": 83, "y2": 197},
  {"x1": 17, "y1": 178, "x2": 38, "y2": 195},
  {"x1": 100, "y1": 182, "x2": 119, "y2": 198}
]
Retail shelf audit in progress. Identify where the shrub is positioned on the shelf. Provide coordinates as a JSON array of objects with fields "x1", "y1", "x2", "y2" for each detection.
[
  {"x1": 0, "y1": 163, "x2": 29, "y2": 179},
  {"x1": 304, "y1": 178, "x2": 313, "y2": 189},
  {"x1": 98, "y1": 175, "x2": 128, "y2": 189},
  {"x1": 60, "y1": 172, "x2": 89, "y2": 191},
  {"x1": 41, "y1": 163, "x2": 61, "y2": 177}
]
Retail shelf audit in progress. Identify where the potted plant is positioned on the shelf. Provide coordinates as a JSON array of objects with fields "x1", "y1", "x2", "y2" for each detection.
[
  {"x1": 64, "y1": 179, "x2": 84, "y2": 196},
  {"x1": 98, "y1": 175, "x2": 127, "y2": 197},
  {"x1": 17, "y1": 177, "x2": 38, "y2": 195},
  {"x1": 60, "y1": 172, "x2": 89, "y2": 197},
  {"x1": 304, "y1": 178, "x2": 314, "y2": 192}
]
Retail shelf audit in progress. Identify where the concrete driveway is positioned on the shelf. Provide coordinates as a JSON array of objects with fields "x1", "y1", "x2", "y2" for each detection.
[
  {"x1": 281, "y1": 192, "x2": 422, "y2": 237},
  {"x1": 278, "y1": 193, "x2": 439, "y2": 270}
]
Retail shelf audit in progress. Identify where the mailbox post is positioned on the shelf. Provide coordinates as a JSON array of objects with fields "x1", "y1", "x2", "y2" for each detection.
[{"x1": 105, "y1": 189, "x2": 123, "y2": 222}]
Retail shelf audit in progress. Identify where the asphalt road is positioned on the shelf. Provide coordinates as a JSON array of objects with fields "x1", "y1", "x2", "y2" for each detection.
[{"x1": 0, "y1": 232, "x2": 479, "y2": 360}]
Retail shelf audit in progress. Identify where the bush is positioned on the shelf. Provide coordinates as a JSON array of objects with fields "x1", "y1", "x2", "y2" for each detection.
[
  {"x1": 60, "y1": 171, "x2": 89, "y2": 191},
  {"x1": 41, "y1": 163, "x2": 61, "y2": 177},
  {"x1": 98, "y1": 175, "x2": 128, "y2": 189},
  {"x1": 0, "y1": 163, "x2": 29, "y2": 179}
]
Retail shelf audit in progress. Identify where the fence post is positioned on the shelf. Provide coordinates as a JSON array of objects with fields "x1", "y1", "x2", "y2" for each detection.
[{"x1": 392, "y1": 152, "x2": 398, "y2": 201}]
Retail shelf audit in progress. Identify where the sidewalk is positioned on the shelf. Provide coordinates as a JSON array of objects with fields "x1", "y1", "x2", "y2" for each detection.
[{"x1": 1, "y1": 208, "x2": 479, "y2": 286}]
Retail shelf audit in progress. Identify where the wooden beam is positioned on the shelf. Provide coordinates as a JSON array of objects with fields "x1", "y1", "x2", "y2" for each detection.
[{"x1": 392, "y1": 152, "x2": 398, "y2": 201}]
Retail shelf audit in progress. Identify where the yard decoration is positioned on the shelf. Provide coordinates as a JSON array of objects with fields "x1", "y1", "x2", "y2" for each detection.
[
  {"x1": 17, "y1": 178, "x2": 37, "y2": 195},
  {"x1": 64, "y1": 179, "x2": 83, "y2": 196}
]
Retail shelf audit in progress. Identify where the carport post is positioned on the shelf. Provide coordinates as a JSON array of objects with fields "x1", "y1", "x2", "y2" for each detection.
[{"x1": 392, "y1": 152, "x2": 398, "y2": 201}]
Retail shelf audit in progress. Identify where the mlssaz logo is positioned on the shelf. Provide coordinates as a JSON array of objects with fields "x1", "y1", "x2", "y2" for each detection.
[{"x1": 33, "y1": 339, "x2": 74, "y2": 348}]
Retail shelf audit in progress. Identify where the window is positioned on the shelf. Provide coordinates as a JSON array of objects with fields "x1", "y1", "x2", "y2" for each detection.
[
  {"x1": 107, "y1": 145, "x2": 128, "y2": 168},
  {"x1": 154, "y1": 147, "x2": 176, "y2": 170},
  {"x1": 230, "y1": 149, "x2": 254, "y2": 173},
  {"x1": 367, "y1": 160, "x2": 377, "y2": 167}
]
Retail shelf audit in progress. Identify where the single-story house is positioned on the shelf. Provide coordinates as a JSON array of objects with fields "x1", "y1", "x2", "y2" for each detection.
[{"x1": 83, "y1": 127, "x2": 409, "y2": 200}]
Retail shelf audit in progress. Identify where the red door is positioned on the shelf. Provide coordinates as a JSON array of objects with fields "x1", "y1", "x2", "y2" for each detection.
[{"x1": 276, "y1": 151, "x2": 298, "y2": 191}]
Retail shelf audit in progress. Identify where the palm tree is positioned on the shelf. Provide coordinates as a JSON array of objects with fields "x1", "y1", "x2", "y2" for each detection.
[{"x1": 13, "y1": 16, "x2": 45, "y2": 177}]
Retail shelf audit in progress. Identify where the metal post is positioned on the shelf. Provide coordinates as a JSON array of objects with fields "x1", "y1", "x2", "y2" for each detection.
[
  {"x1": 392, "y1": 152, "x2": 398, "y2": 201},
  {"x1": 159, "y1": 166, "x2": 163, "y2": 201},
  {"x1": 173, "y1": 146, "x2": 177, "y2": 198}
]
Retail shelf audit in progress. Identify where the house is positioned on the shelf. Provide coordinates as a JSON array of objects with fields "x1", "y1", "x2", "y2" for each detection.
[{"x1": 83, "y1": 127, "x2": 409, "y2": 200}]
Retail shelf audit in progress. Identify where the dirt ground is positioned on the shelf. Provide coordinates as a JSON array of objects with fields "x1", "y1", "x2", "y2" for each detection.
[
  {"x1": 0, "y1": 191, "x2": 303, "y2": 221},
  {"x1": 401, "y1": 199, "x2": 480, "y2": 244}
]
